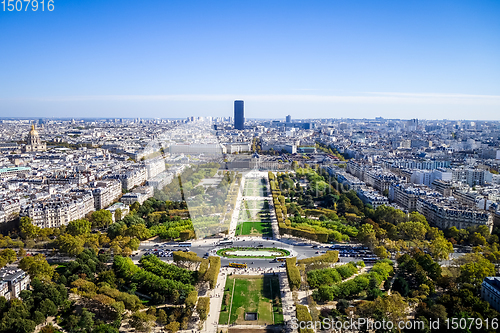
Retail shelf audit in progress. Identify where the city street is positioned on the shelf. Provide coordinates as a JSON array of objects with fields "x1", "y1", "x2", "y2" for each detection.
[{"x1": 138, "y1": 238, "x2": 364, "y2": 269}]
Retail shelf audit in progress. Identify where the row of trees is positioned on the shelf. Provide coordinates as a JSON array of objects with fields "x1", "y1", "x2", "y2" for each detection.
[
  {"x1": 306, "y1": 262, "x2": 361, "y2": 288},
  {"x1": 139, "y1": 255, "x2": 198, "y2": 285},
  {"x1": 113, "y1": 256, "x2": 195, "y2": 305},
  {"x1": 313, "y1": 260, "x2": 394, "y2": 302}
]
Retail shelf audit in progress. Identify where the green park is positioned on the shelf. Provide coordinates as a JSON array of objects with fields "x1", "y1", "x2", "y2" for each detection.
[{"x1": 219, "y1": 275, "x2": 283, "y2": 326}]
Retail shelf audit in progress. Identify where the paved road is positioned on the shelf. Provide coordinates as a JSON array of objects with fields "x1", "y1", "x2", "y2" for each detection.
[{"x1": 138, "y1": 238, "x2": 364, "y2": 269}]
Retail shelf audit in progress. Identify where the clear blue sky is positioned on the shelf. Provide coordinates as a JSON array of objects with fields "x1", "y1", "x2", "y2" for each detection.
[{"x1": 1, "y1": 0, "x2": 499, "y2": 119}]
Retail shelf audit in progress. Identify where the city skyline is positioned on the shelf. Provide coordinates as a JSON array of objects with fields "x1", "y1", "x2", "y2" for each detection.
[{"x1": 1, "y1": 0, "x2": 499, "y2": 119}]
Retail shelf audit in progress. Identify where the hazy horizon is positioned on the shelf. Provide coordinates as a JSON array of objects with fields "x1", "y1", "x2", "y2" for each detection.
[{"x1": 1, "y1": 0, "x2": 499, "y2": 119}]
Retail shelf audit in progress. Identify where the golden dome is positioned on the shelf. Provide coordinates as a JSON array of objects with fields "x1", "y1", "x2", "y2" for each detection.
[{"x1": 29, "y1": 125, "x2": 38, "y2": 136}]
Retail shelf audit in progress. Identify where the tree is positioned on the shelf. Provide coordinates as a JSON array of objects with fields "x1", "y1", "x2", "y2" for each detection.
[
  {"x1": 459, "y1": 254, "x2": 495, "y2": 286},
  {"x1": 125, "y1": 224, "x2": 151, "y2": 240},
  {"x1": 469, "y1": 232, "x2": 487, "y2": 246},
  {"x1": 130, "y1": 311, "x2": 156, "y2": 332},
  {"x1": 78, "y1": 308, "x2": 95, "y2": 332},
  {"x1": 0, "y1": 248, "x2": 17, "y2": 264},
  {"x1": 91, "y1": 210, "x2": 113, "y2": 228},
  {"x1": 392, "y1": 277, "x2": 410, "y2": 297},
  {"x1": 196, "y1": 297, "x2": 210, "y2": 322},
  {"x1": 56, "y1": 233, "x2": 85, "y2": 256},
  {"x1": 373, "y1": 246, "x2": 389, "y2": 259},
  {"x1": 130, "y1": 202, "x2": 140, "y2": 212},
  {"x1": 67, "y1": 219, "x2": 92, "y2": 236},
  {"x1": 40, "y1": 324, "x2": 57, "y2": 333},
  {"x1": 20, "y1": 216, "x2": 40, "y2": 239},
  {"x1": 445, "y1": 226, "x2": 460, "y2": 240},
  {"x1": 357, "y1": 224, "x2": 377, "y2": 249},
  {"x1": 372, "y1": 292, "x2": 407, "y2": 325},
  {"x1": 429, "y1": 236, "x2": 453, "y2": 260},
  {"x1": 409, "y1": 212, "x2": 429, "y2": 227},
  {"x1": 398, "y1": 221, "x2": 427, "y2": 241},
  {"x1": 165, "y1": 321, "x2": 180, "y2": 333},
  {"x1": 39, "y1": 298, "x2": 57, "y2": 317},
  {"x1": 18, "y1": 248, "x2": 27, "y2": 258},
  {"x1": 93, "y1": 324, "x2": 119, "y2": 333},
  {"x1": 19, "y1": 254, "x2": 54, "y2": 282},
  {"x1": 114, "y1": 208, "x2": 123, "y2": 222},
  {"x1": 157, "y1": 309, "x2": 167, "y2": 325}
]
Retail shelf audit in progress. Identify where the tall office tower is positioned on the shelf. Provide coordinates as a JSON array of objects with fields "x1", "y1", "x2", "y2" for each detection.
[
  {"x1": 286, "y1": 115, "x2": 292, "y2": 123},
  {"x1": 234, "y1": 100, "x2": 244, "y2": 130}
]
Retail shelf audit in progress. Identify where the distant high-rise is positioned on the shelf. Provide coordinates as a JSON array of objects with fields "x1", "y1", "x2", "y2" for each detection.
[
  {"x1": 286, "y1": 115, "x2": 292, "y2": 123},
  {"x1": 234, "y1": 100, "x2": 244, "y2": 130}
]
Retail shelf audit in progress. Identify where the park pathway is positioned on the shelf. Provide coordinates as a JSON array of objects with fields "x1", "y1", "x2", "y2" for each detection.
[
  {"x1": 205, "y1": 267, "x2": 228, "y2": 333},
  {"x1": 228, "y1": 174, "x2": 246, "y2": 238},
  {"x1": 278, "y1": 270, "x2": 297, "y2": 333}
]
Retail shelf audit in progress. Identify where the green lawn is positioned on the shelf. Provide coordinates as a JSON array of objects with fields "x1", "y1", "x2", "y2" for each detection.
[
  {"x1": 235, "y1": 221, "x2": 273, "y2": 237},
  {"x1": 219, "y1": 275, "x2": 283, "y2": 326},
  {"x1": 216, "y1": 247, "x2": 290, "y2": 258},
  {"x1": 243, "y1": 178, "x2": 268, "y2": 197}
]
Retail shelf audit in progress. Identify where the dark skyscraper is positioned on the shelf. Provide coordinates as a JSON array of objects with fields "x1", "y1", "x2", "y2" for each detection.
[
  {"x1": 234, "y1": 100, "x2": 244, "y2": 130},
  {"x1": 286, "y1": 115, "x2": 292, "y2": 123}
]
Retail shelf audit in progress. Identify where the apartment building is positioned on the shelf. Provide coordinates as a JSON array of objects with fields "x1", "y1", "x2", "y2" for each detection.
[
  {"x1": 481, "y1": 277, "x2": 500, "y2": 312},
  {"x1": 323, "y1": 166, "x2": 365, "y2": 191},
  {"x1": 0, "y1": 267, "x2": 30, "y2": 299},
  {"x1": 121, "y1": 185, "x2": 154, "y2": 205},
  {"x1": 416, "y1": 197, "x2": 493, "y2": 231},
  {"x1": 106, "y1": 202, "x2": 130, "y2": 222},
  {"x1": 0, "y1": 281, "x2": 9, "y2": 300},
  {"x1": 145, "y1": 158, "x2": 166, "y2": 179},
  {"x1": 431, "y1": 179, "x2": 453, "y2": 197},
  {"x1": 0, "y1": 198, "x2": 22, "y2": 221},
  {"x1": 20, "y1": 191, "x2": 95, "y2": 228},
  {"x1": 92, "y1": 180, "x2": 122, "y2": 210},
  {"x1": 356, "y1": 187, "x2": 389, "y2": 208},
  {"x1": 118, "y1": 167, "x2": 148, "y2": 190},
  {"x1": 452, "y1": 168, "x2": 490, "y2": 187},
  {"x1": 389, "y1": 184, "x2": 441, "y2": 212}
]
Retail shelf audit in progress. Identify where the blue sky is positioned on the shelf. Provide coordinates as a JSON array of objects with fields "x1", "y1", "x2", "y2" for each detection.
[{"x1": 0, "y1": 0, "x2": 499, "y2": 119}]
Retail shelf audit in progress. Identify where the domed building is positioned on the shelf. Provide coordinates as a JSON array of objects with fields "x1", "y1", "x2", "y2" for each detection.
[{"x1": 24, "y1": 125, "x2": 46, "y2": 152}]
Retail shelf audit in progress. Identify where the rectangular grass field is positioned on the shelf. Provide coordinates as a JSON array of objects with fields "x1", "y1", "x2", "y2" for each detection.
[
  {"x1": 235, "y1": 221, "x2": 273, "y2": 237},
  {"x1": 219, "y1": 275, "x2": 283, "y2": 326}
]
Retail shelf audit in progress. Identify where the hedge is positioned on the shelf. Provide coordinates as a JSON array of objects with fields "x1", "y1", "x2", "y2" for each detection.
[
  {"x1": 297, "y1": 251, "x2": 339, "y2": 265},
  {"x1": 185, "y1": 290, "x2": 198, "y2": 309},
  {"x1": 198, "y1": 258, "x2": 209, "y2": 280},
  {"x1": 196, "y1": 296, "x2": 210, "y2": 322},
  {"x1": 173, "y1": 251, "x2": 202, "y2": 263},
  {"x1": 286, "y1": 257, "x2": 301, "y2": 290},
  {"x1": 295, "y1": 304, "x2": 314, "y2": 333},
  {"x1": 205, "y1": 256, "x2": 221, "y2": 288}
]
